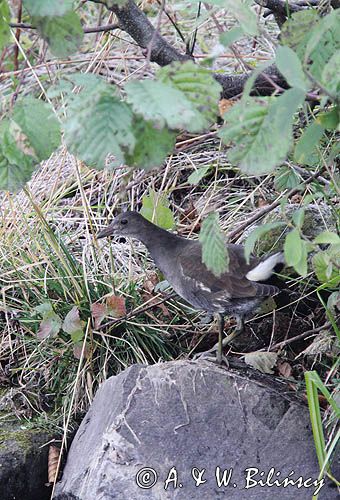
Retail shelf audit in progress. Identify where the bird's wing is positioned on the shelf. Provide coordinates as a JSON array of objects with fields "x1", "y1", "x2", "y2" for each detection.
[{"x1": 176, "y1": 243, "x2": 263, "y2": 300}]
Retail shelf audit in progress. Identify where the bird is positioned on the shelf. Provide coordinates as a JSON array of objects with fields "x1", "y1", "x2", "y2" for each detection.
[{"x1": 97, "y1": 211, "x2": 284, "y2": 364}]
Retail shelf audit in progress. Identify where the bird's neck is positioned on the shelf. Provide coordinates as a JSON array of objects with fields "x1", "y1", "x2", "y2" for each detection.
[{"x1": 137, "y1": 221, "x2": 185, "y2": 271}]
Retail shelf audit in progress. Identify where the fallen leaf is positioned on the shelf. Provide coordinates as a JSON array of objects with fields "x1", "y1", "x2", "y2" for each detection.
[
  {"x1": 107, "y1": 294, "x2": 126, "y2": 317},
  {"x1": 91, "y1": 303, "x2": 107, "y2": 329},
  {"x1": 219, "y1": 98, "x2": 235, "y2": 117},
  {"x1": 48, "y1": 445, "x2": 60, "y2": 484},
  {"x1": 73, "y1": 341, "x2": 90, "y2": 360},
  {"x1": 277, "y1": 360, "x2": 293, "y2": 378},
  {"x1": 244, "y1": 351, "x2": 278, "y2": 374}
]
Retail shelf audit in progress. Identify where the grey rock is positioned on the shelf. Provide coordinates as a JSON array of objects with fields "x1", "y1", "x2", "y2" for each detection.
[
  {"x1": 54, "y1": 360, "x2": 339, "y2": 500},
  {"x1": 0, "y1": 423, "x2": 50, "y2": 500}
]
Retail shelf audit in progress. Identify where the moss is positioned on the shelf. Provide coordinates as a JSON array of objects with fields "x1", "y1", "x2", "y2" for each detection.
[{"x1": 0, "y1": 427, "x2": 40, "y2": 452}]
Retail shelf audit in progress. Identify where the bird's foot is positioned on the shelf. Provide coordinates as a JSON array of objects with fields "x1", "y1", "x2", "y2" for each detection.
[{"x1": 193, "y1": 346, "x2": 229, "y2": 367}]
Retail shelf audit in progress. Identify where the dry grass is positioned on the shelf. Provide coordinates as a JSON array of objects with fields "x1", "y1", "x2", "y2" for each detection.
[{"x1": 0, "y1": 2, "x2": 338, "y2": 442}]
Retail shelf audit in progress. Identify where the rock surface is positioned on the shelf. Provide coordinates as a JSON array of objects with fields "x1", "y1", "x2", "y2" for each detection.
[
  {"x1": 0, "y1": 423, "x2": 50, "y2": 500},
  {"x1": 54, "y1": 360, "x2": 339, "y2": 500}
]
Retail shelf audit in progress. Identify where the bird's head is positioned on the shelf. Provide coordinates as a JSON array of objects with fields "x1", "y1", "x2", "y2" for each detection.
[{"x1": 97, "y1": 211, "x2": 146, "y2": 240}]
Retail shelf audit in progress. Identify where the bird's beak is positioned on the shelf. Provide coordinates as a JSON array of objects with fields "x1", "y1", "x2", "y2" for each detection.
[{"x1": 96, "y1": 223, "x2": 116, "y2": 239}]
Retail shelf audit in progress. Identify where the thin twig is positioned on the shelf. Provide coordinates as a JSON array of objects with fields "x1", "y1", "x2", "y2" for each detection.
[
  {"x1": 227, "y1": 167, "x2": 325, "y2": 241},
  {"x1": 269, "y1": 323, "x2": 331, "y2": 351}
]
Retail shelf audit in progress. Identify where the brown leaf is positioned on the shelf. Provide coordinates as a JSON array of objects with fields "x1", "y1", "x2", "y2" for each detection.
[
  {"x1": 277, "y1": 360, "x2": 293, "y2": 378},
  {"x1": 244, "y1": 351, "x2": 278, "y2": 374},
  {"x1": 218, "y1": 98, "x2": 235, "y2": 117},
  {"x1": 106, "y1": 294, "x2": 126, "y2": 317},
  {"x1": 48, "y1": 445, "x2": 60, "y2": 484},
  {"x1": 37, "y1": 315, "x2": 62, "y2": 339},
  {"x1": 91, "y1": 303, "x2": 107, "y2": 329},
  {"x1": 73, "y1": 341, "x2": 90, "y2": 360}
]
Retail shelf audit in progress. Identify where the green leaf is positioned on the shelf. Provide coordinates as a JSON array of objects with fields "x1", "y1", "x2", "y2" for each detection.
[
  {"x1": 0, "y1": 127, "x2": 36, "y2": 192},
  {"x1": 188, "y1": 165, "x2": 211, "y2": 185},
  {"x1": 200, "y1": 0, "x2": 258, "y2": 35},
  {"x1": 304, "y1": 10, "x2": 340, "y2": 82},
  {"x1": 34, "y1": 11, "x2": 83, "y2": 57},
  {"x1": 199, "y1": 212, "x2": 228, "y2": 277},
  {"x1": 314, "y1": 231, "x2": 340, "y2": 245},
  {"x1": 126, "y1": 79, "x2": 205, "y2": 133},
  {"x1": 321, "y1": 52, "x2": 340, "y2": 97},
  {"x1": 292, "y1": 208, "x2": 305, "y2": 229},
  {"x1": 244, "y1": 222, "x2": 285, "y2": 263},
  {"x1": 274, "y1": 166, "x2": 300, "y2": 191},
  {"x1": 284, "y1": 228, "x2": 308, "y2": 276},
  {"x1": 141, "y1": 190, "x2": 175, "y2": 230},
  {"x1": 63, "y1": 89, "x2": 135, "y2": 169},
  {"x1": 294, "y1": 121, "x2": 324, "y2": 166},
  {"x1": 226, "y1": 0, "x2": 258, "y2": 35},
  {"x1": 0, "y1": 0, "x2": 11, "y2": 51},
  {"x1": 219, "y1": 88, "x2": 305, "y2": 174},
  {"x1": 12, "y1": 97, "x2": 61, "y2": 161},
  {"x1": 244, "y1": 351, "x2": 278, "y2": 374},
  {"x1": 23, "y1": 0, "x2": 73, "y2": 17},
  {"x1": 125, "y1": 118, "x2": 176, "y2": 169},
  {"x1": 36, "y1": 302, "x2": 62, "y2": 340},
  {"x1": 313, "y1": 249, "x2": 340, "y2": 285},
  {"x1": 281, "y1": 10, "x2": 320, "y2": 60},
  {"x1": 62, "y1": 306, "x2": 84, "y2": 343},
  {"x1": 219, "y1": 27, "x2": 244, "y2": 47},
  {"x1": 317, "y1": 107, "x2": 339, "y2": 131},
  {"x1": 158, "y1": 61, "x2": 221, "y2": 131},
  {"x1": 275, "y1": 46, "x2": 308, "y2": 92}
]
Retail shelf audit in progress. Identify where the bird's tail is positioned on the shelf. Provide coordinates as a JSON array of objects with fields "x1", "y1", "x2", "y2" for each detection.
[{"x1": 246, "y1": 252, "x2": 284, "y2": 282}]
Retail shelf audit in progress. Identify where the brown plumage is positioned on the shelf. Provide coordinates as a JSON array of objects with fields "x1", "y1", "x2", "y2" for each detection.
[{"x1": 97, "y1": 211, "x2": 283, "y2": 363}]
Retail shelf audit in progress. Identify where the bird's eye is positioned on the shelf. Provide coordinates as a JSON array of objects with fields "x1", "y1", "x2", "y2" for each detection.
[{"x1": 120, "y1": 219, "x2": 128, "y2": 225}]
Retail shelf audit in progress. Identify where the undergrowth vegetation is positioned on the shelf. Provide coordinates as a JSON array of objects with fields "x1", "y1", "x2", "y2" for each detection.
[{"x1": 0, "y1": 0, "x2": 339, "y2": 491}]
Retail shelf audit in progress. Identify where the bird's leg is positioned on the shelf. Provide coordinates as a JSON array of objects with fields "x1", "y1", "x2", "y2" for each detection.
[
  {"x1": 216, "y1": 313, "x2": 224, "y2": 365},
  {"x1": 193, "y1": 313, "x2": 229, "y2": 366},
  {"x1": 220, "y1": 316, "x2": 244, "y2": 347}
]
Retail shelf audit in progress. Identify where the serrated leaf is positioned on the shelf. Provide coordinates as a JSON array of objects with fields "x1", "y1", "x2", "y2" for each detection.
[
  {"x1": 125, "y1": 79, "x2": 204, "y2": 132},
  {"x1": 12, "y1": 97, "x2": 61, "y2": 161},
  {"x1": 294, "y1": 121, "x2": 324, "y2": 166},
  {"x1": 91, "y1": 295, "x2": 126, "y2": 329},
  {"x1": 304, "y1": 10, "x2": 340, "y2": 81},
  {"x1": 23, "y1": 0, "x2": 73, "y2": 17},
  {"x1": 0, "y1": 127, "x2": 36, "y2": 192},
  {"x1": 274, "y1": 166, "x2": 300, "y2": 191},
  {"x1": 125, "y1": 118, "x2": 176, "y2": 169},
  {"x1": 313, "y1": 250, "x2": 340, "y2": 285},
  {"x1": 314, "y1": 231, "x2": 340, "y2": 245},
  {"x1": 106, "y1": 294, "x2": 126, "y2": 317},
  {"x1": 0, "y1": 0, "x2": 11, "y2": 51},
  {"x1": 276, "y1": 46, "x2": 308, "y2": 92},
  {"x1": 34, "y1": 11, "x2": 83, "y2": 57},
  {"x1": 199, "y1": 212, "x2": 228, "y2": 277},
  {"x1": 292, "y1": 208, "x2": 305, "y2": 229},
  {"x1": 219, "y1": 88, "x2": 305, "y2": 174},
  {"x1": 281, "y1": 10, "x2": 320, "y2": 59},
  {"x1": 321, "y1": 52, "x2": 340, "y2": 97},
  {"x1": 244, "y1": 222, "x2": 285, "y2": 263},
  {"x1": 158, "y1": 61, "x2": 221, "y2": 130},
  {"x1": 62, "y1": 306, "x2": 84, "y2": 343},
  {"x1": 244, "y1": 351, "x2": 278, "y2": 374},
  {"x1": 63, "y1": 89, "x2": 135, "y2": 169},
  {"x1": 188, "y1": 165, "x2": 211, "y2": 185},
  {"x1": 284, "y1": 228, "x2": 308, "y2": 276},
  {"x1": 219, "y1": 27, "x2": 244, "y2": 47},
  {"x1": 141, "y1": 190, "x2": 175, "y2": 230},
  {"x1": 36, "y1": 302, "x2": 62, "y2": 339}
]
